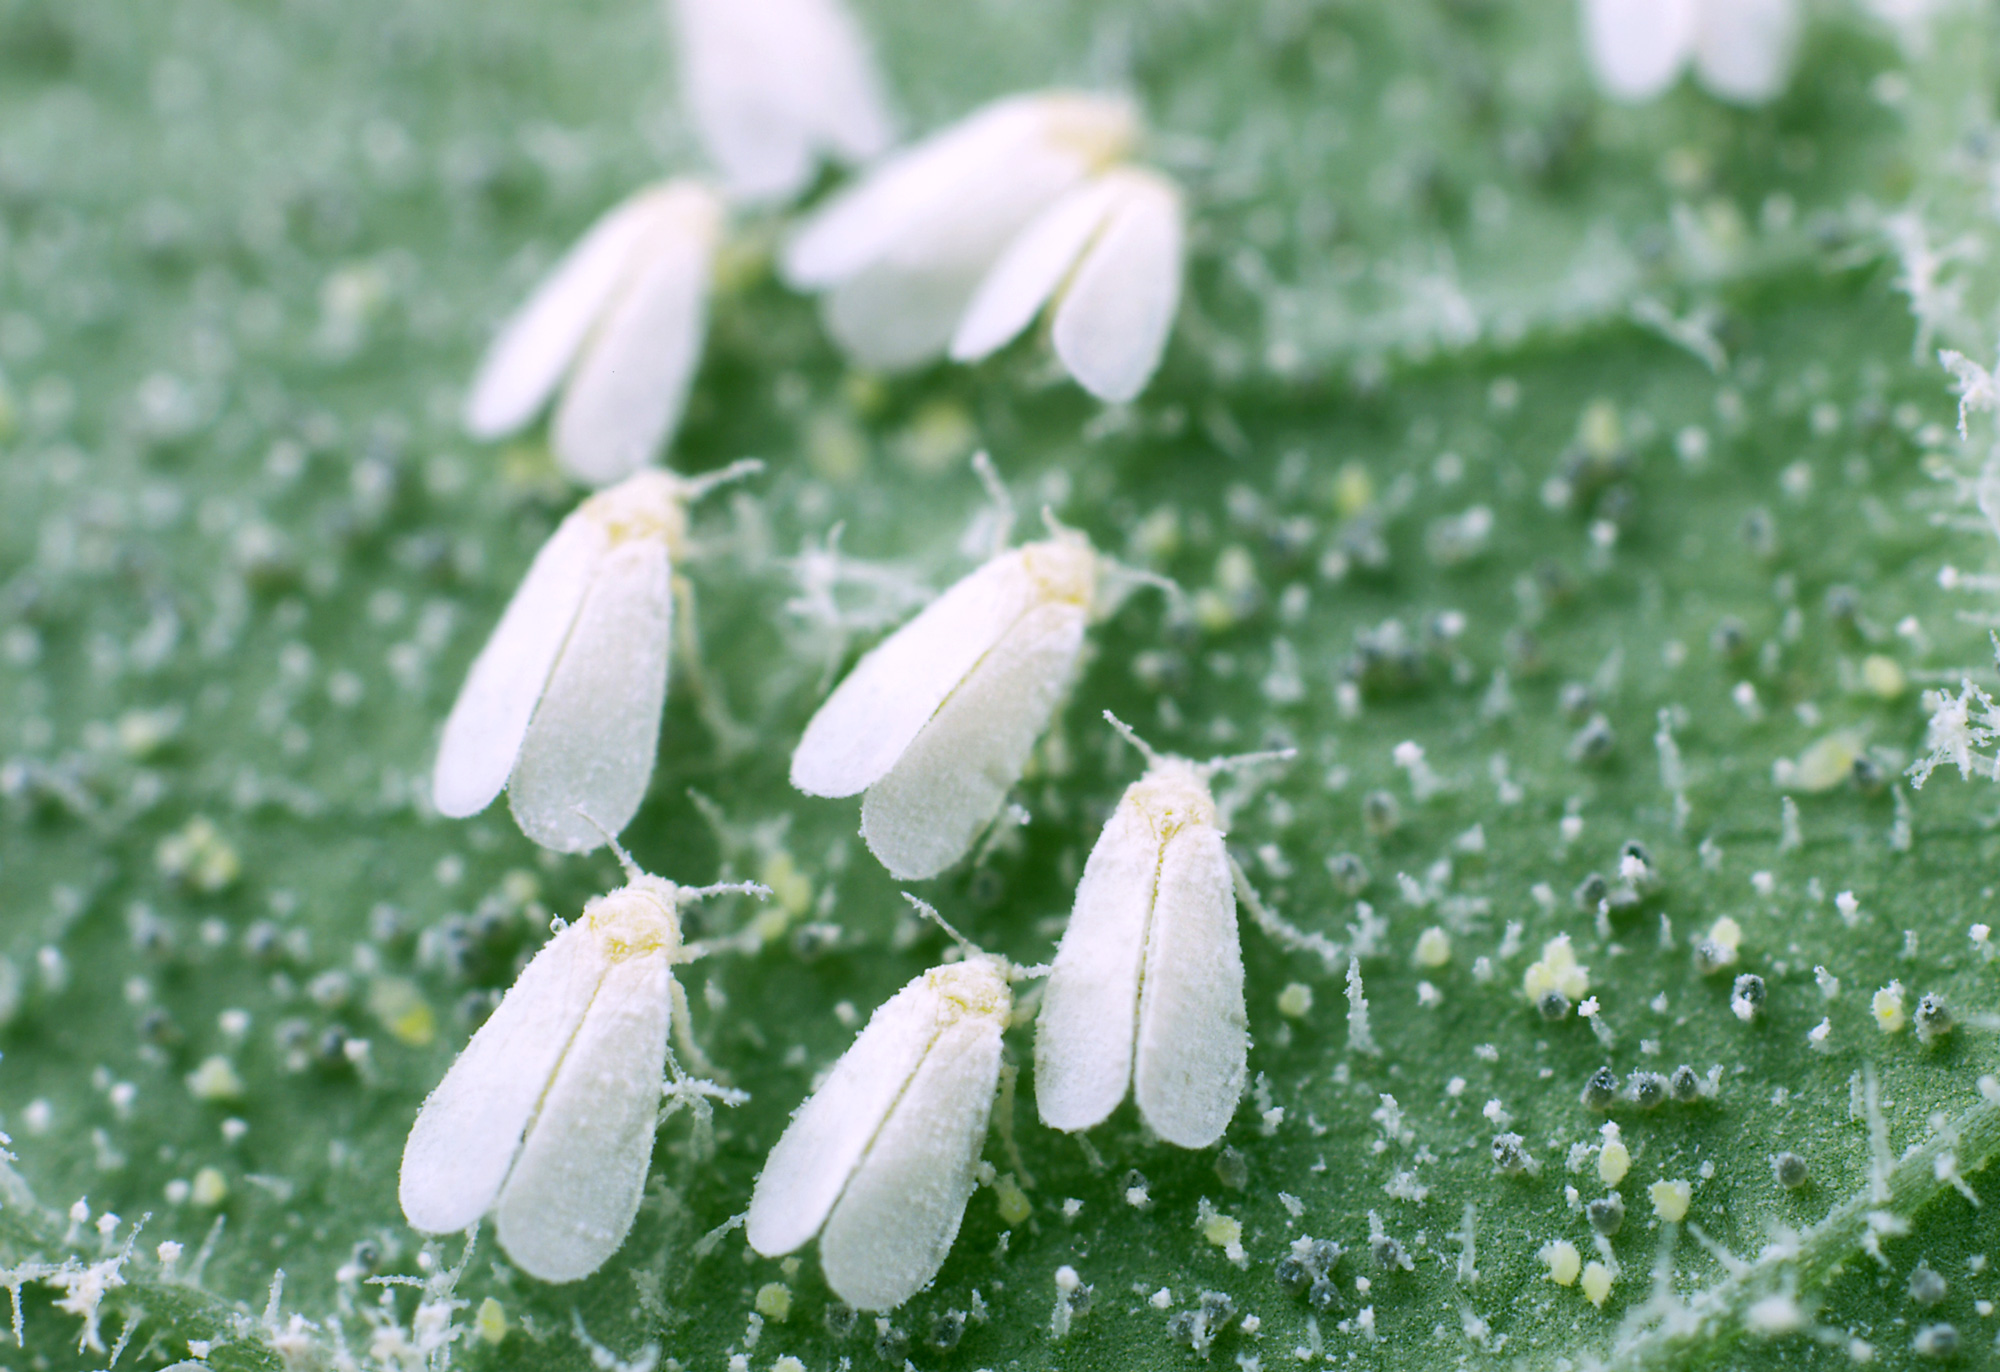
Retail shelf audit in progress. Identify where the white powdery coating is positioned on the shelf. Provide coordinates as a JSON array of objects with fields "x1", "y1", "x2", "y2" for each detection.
[
  {"x1": 781, "y1": 92, "x2": 1138, "y2": 369},
  {"x1": 432, "y1": 471, "x2": 684, "y2": 853},
  {"x1": 462, "y1": 181, "x2": 723, "y2": 486},
  {"x1": 668, "y1": 0, "x2": 895, "y2": 203},
  {"x1": 399, "y1": 879, "x2": 686, "y2": 1282},
  {"x1": 1035, "y1": 757, "x2": 1247, "y2": 1147},
  {"x1": 790, "y1": 531, "x2": 1103, "y2": 880},
  {"x1": 747, "y1": 957, "x2": 1012, "y2": 1310}
]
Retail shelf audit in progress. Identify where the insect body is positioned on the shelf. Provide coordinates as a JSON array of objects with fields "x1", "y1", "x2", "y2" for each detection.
[
  {"x1": 779, "y1": 91, "x2": 1185, "y2": 401},
  {"x1": 747, "y1": 941, "x2": 1019, "y2": 1310},
  {"x1": 399, "y1": 862, "x2": 763, "y2": 1282},
  {"x1": 667, "y1": 0, "x2": 895, "y2": 204},
  {"x1": 1035, "y1": 715, "x2": 1290, "y2": 1148},
  {"x1": 790, "y1": 523, "x2": 1121, "y2": 880},
  {"x1": 432, "y1": 462, "x2": 756, "y2": 853},
  {"x1": 1582, "y1": 0, "x2": 1799, "y2": 106},
  {"x1": 463, "y1": 180, "x2": 723, "y2": 487}
]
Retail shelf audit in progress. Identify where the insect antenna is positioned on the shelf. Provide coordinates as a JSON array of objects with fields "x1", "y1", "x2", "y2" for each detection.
[
  {"x1": 902, "y1": 893, "x2": 983, "y2": 958},
  {"x1": 1102, "y1": 710, "x2": 1165, "y2": 768},
  {"x1": 970, "y1": 450, "x2": 1017, "y2": 557},
  {"x1": 684, "y1": 879, "x2": 774, "y2": 902},
  {"x1": 573, "y1": 807, "x2": 645, "y2": 882},
  {"x1": 1198, "y1": 744, "x2": 1298, "y2": 781},
  {"x1": 680, "y1": 456, "x2": 765, "y2": 503}
]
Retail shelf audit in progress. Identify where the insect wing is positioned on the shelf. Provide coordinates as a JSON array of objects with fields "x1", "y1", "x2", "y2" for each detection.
[
  {"x1": 1033, "y1": 790, "x2": 1158, "y2": 1132},
  {"x1": 780, "y1": 94, "x2": 1053, "y2": 288},
  {"x1": 399, "y1": 924, "x2": 606, "y2": 1234},
  {"x1": 1691, "y1": 0, "x2": 1797, "y2": 105},
  {"x1": 780, "y1": 0, "x2": 897, "y2": 165},
  {"x1": 433, "y1": 512, "x2": 608, "y2": 819},
  {"x1": 1049, "y1": 169, "x2": 1183, "y2": 404},
  {"x1": 860, "y1": 599, "x2": 1087, "y2": 879},
  {"x1": 1132, "y1": 823, "x2": 1246, "y2": 1148},
  {"x1": 1581, "y1": 0, "x2": 1698, "y2": 103},
  {"x1": 463, "y1": 192, "x2": 662, "y2": 440},
  {"x1": 551, "y1": 187, "x2": 720, "y2": 487},
  {"x1": 508, "y1": 537, "x2": 673, "y2": 853},
  {"x1": 790, "y1": 548, "x2": 1041, "y2": 798},
  {"x1": 818, "y1": 1009, "x2": 1003, "y2": 1310},
  {"x1": 672, "y1": 0, "x2": 894, "y2": 203},
  {"x1": 492, "y1": 951, "x2": 672, "y2": 1282},
  {"x1": 748, "y1": 978, "x2": 942, "y2": 1258},
  {"x1": 950, "y1": 174, "x2": 1122, "y2": 363}
]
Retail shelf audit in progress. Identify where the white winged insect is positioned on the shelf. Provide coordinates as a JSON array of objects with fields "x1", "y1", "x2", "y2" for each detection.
[
  {"x1": 780, "y1": 90, "x2": 1185, "y2": 401},
  {"x1": 463, "y1": 179, "x2": 723, "y2": 487},
  {"x1": 747, "y1": 899, "x2": 1035, "y2": 1310},
  {"x1": 399, "y1": 848, "x2": 767, "y2": 1283},
  {"x1": 948, "y1": 165, "x2": 1183, "y2": 404},
  {"x1": 432, "y1": 461, "x2": 758, "y2": 854},
  {"x1": 666, "y1": 0, "x2": 896, "y2": 204},
  {"x1": 789, "y1": 491, "x2": 1154, "y2": 881},
  {"x1": 1035, "y1": 714, "x2": 1293, "y2": 1149},
  {"x1": 1581, "y1": 0, "x2": 1800, "y2": 106}
]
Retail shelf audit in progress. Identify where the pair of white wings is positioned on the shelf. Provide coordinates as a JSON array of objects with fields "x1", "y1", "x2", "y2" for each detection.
[
  {"x1": 463, "y1": 184, "x2": 715, "y2": 487},
  {"x1": 782, "y1": 94, "x2": 1178, "y2": 399},
  {"x1": 746, "y1": 976, "x2": 1003, "y2": 1311},
  {"x1": 789, "y1": 546, "x2": 1087, "y2": 880},
  {"x1": 1035, "y1": 800, "x2": 1248, "y2": 1149},
  {"x1": 668, "y1": 0, "x2": 895, "y2": 204},
  {"x1": 1583, "y1": 0, "x2": 1798, "y2": 105},
  {"x1": 399, "y1": 927, "x2": 671, "y2": 1283},
  {"x1": 946, "y1": 167, "x2": 1183, "y2": 404},
  {"x1": 431, "y1": 509, "x2": 672, "y2": 854}
]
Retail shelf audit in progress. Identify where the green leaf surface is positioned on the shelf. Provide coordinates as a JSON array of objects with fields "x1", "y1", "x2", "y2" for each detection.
[{"x1": 3, "y1": 0, "x2": 1999, "y2": 1369}]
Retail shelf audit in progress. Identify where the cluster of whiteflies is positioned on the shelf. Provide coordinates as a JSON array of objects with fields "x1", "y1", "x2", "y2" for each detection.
[
  {"x1": 399, "y1": 0, "x2": 1822, "y2": 1318},
  {"x1": 461, "y1": 16, "x2": 1182, "y2": 494},
  {"x1": 406, "y1": 490, "x2": 1295, "y2": 1305}
]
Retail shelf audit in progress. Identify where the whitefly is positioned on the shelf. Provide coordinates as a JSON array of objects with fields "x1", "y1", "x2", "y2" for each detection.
[
  {"x1": 746, "y1": 898, "x2": 1043, "y2": 1310},
  {"x1": 462, "y1": 180, "x2": 725, "y2": 487},
  {"x1": 1035, "y1": 713, "x2": 1293, "y2": 1149},
  {"x1": 399, "y1": 845, "x2": 767, "y2": 1283},
  {"x1": 432, "y1": 461, "x2": 758, "y2": 853}
]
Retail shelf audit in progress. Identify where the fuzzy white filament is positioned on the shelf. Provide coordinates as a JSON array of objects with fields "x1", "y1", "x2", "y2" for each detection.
[
  {"x1": 1582, "y1": 0, "x2": 1800, "y2": 106},
  {"x1": 746, "y1": 948, "x2": 1016, "y2": 1310},
  {"x1": 781, "y1": 91, "x2": 1184, "y2": 401},
  {"x1": 666, "y1": 0, "x2": 896, "y2": 204},
  {"x1": 463, "y1": 180, "x2": 723, "y2": 487},
  {"x1": 433, "y1": 462, "x2": 757, "y2": 853},
  {"x1": 399, "y1": 865, "x2": 765, "y2": 1283}
]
